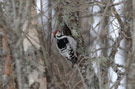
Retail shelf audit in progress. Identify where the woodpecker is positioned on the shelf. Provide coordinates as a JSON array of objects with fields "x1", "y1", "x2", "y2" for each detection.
[{"x1": 53, "y1": 30, "x2": 77, "y2": 67}]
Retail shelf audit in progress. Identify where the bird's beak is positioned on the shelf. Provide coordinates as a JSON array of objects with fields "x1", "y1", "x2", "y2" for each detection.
[{"x1": 54, "y1": 35, "x2": 56, "y2": 38}]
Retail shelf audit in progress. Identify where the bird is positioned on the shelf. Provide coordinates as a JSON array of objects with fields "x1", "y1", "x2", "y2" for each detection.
[{"x1": 53, "y1": 30, "x2": 77, "y2": 67}]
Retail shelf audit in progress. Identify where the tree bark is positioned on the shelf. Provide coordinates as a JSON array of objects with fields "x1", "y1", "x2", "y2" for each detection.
[
  {"x1": 127, "y1": 0, "x2": 135, "y2": 89},
  {"x1": 61, "y1": 1, "x2": 99, "y2": 89}
]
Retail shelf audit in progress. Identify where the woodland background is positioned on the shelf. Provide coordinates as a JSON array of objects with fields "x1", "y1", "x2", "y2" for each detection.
[{"x1": 0, "y1": 0, "x2": 135, "y2": 89}]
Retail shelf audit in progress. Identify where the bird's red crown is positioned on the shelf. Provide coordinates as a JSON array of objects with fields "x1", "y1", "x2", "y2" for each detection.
[{"x1": 53, "y1": 30, "x2": 59, "y2": 37}]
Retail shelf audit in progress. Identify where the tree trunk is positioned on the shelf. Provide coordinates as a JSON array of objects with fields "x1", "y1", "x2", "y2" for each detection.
[{"x1": 127, "y1": 0, "x2": 135, "y2": 89}]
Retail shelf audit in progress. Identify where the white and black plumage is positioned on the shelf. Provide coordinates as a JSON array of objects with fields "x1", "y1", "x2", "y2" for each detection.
[{"x1": 53, "y1": 30, "x2": 77, "y2": 67}]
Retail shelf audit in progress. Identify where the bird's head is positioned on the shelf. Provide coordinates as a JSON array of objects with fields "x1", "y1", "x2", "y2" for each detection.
[{"x1": 53, "y1": 30, "x2": 62, "y2": 38}]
